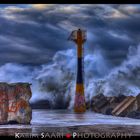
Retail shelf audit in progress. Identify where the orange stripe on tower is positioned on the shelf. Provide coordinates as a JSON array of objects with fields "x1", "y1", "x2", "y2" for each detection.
[{"x1": 68, "y1": 29, "x2": 86, "y2": 113}]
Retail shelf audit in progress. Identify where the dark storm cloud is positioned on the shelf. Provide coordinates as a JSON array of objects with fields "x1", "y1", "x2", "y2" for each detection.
[{"x1": 0, "y1": 4, "x2": 140, "y2": 66}]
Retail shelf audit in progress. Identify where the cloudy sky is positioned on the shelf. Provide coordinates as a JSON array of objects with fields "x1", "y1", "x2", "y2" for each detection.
[{"x1": 0, "y1": 4, "x2": 140, "y2": 66}]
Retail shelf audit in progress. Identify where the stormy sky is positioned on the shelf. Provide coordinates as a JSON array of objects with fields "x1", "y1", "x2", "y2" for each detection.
[{"x1": 0, "y1": 4, "x2": 140, "y2": 66}]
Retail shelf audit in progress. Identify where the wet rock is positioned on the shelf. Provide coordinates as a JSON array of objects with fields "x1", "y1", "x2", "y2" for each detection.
[
  {"x1": 31, "y1": 100, "x2": 51, "y2": 109},
  {"x1": 7, "y1": 120, "x2": 19, "y2": 124},
  {"x1": 86, "y1": 101, "x2": 90, "y2": 110},
  {"x1": 91, "y1": 94, "x2": 109, "y2": 113},
  {"x1": 105, "y1": 107, "x2": 113, "y2": 115},
  {"x1": 91, "y1": 93, "x2": 140, "y2": 119},
  {"x1": 127, "y1": 111, "x2": 140, "y2": 119},
  {"x1": 112, "y1": 95, "x2": 126, "y2": 103}
]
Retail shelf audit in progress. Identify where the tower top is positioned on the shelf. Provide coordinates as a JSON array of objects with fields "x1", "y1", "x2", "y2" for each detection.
[{"x1": 68, "y1": 28, "x2": 86, "y2": 43}]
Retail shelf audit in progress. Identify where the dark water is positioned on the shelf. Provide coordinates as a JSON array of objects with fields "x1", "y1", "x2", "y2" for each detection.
[{"x1": 0, "y1": 109, "x2": 140, "y2": 136}]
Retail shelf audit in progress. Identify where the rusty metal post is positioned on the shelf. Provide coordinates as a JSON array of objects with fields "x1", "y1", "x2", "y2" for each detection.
[{"x1": 69, "y1": 29, "x2": 86, "y2": 113}]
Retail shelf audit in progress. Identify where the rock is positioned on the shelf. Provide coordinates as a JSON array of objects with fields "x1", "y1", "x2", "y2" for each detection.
[
  {"x1": 86, "y1": 101, "x2": 90, "y2": 110},
  {"x1": 0, "y1": 82, "x2": 32, "y2": 124},
  {"x1": 31, "y1": 100, "x2": 51, "y2": 109},
  {"x1": 91, "y1": 93, "x2": 140, "y2": 119},
  {"x1": 112, "y1": 96, "x2": 136, "y2": 116},
  {"x1": 0, "y1": 83, "x2": 8, "y2": 124},
  {"x1": 112, "y1": 95, "x2": 126, "y2": 103},
  {"x1": 127, "y1": 111, "x2": 140, "y2": 119},
  {"x1": 105, "y1": 107, "x2": 113, "y2": 115},
  {"x1": 91, "y1": 94, "x2": 107, "y2": 113},
  {"x1": 91, "y1": 94, "x2": 109, "y2": 113}
]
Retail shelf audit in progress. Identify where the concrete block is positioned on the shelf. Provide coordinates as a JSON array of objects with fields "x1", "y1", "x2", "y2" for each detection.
[{"x1": 0, "y1": 83, "x2": 32, "y2": 124}]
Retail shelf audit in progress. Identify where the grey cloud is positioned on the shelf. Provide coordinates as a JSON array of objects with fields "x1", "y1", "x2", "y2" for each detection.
[{"x1": 0, "y1": 4, "x2": 139, "y2": 67}]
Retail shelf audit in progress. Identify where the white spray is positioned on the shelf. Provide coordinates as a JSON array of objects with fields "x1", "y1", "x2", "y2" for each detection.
[{"x1": 0, "y1": 44, "x2": 139, "y2": 109}]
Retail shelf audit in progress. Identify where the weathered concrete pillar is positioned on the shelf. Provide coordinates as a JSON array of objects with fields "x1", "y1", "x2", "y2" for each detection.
[
  {"x1": 0, "y1": 82, "x2": 32, "y2": 124},
  {"x1": 0, "y1": 83, "x2": 8, "y2": 124}
]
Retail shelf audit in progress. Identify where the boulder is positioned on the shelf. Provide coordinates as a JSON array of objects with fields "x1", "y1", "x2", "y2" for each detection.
[
  {"x1": 31, "y1": 100, "x2": 51, "y2": 109},
  {"x1": 0, "y1": 83, "x2": 32, "y2": 124},
  {"x1": 91, "y1": 93, "x2": 140, "y2": 119},
  {"x1": 127, "y1": 111, "x2": 140, "y2": 119}
]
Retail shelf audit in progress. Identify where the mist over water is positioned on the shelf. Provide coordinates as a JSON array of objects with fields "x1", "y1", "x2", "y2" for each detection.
[{"x1": 0, "y1": 44, "x2": 140, "y2": 109}]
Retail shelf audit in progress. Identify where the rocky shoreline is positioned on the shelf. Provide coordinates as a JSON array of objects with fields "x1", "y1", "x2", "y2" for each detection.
[{"x1": 88, "y1": 94, "x2": 140, "y2": 119}]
